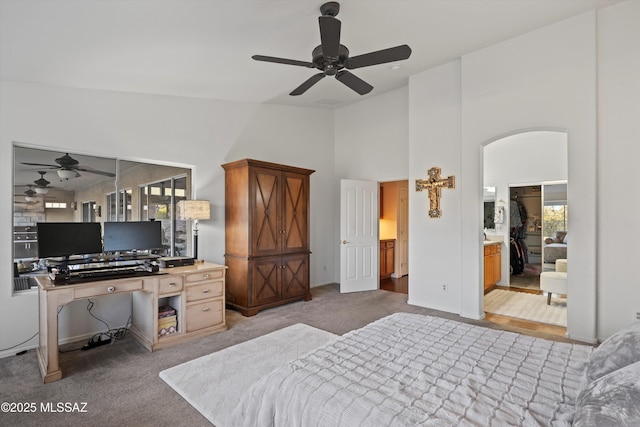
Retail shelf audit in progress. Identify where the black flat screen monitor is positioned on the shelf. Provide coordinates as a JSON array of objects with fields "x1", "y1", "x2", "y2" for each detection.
[
  {"x1": 103, "y1": 221, "x2": 163, "y2": 253},
  {"x1": 37, "y1": 222, "x2": 103, "y2": 259}
]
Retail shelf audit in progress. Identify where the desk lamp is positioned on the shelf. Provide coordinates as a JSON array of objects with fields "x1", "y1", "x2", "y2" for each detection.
[{"x1": 177, "y1": 200, "x2": 210, "y2": 261}]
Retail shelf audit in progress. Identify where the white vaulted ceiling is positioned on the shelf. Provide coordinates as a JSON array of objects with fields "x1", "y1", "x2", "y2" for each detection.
[{"x1": 0, "y1": 0, "x2": 619, "y2": 108}]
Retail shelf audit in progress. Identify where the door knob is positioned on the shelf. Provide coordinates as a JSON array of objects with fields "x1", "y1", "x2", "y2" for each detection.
[{"x1": 341, "y1": 240, "x2": 349, "y2": 244}]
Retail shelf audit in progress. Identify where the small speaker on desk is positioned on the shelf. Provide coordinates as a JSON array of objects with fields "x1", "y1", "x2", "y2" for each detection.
[{"x1": 158, "y1": 257, "x2": 195, "y2": 268}]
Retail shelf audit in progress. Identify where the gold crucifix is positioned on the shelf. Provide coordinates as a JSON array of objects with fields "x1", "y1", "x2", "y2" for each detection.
[{"x1": 415, "y1": 167, "x2": 455, "y2": 218}]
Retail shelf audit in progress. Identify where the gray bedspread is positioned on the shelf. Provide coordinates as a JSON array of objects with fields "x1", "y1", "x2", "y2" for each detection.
[{"x1": 230, "y1": 313, "x2": 593, "y2": 427}]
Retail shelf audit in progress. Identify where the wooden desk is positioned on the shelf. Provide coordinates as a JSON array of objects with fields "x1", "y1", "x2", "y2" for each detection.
[{"x1": 36, "y1": 262, "x2": 227, "y2": 383}]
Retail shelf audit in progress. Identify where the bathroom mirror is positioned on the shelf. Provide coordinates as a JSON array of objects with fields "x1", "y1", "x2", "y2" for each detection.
[{"x1": 483, "y1": 187, "x2": 496, "y2": 230}]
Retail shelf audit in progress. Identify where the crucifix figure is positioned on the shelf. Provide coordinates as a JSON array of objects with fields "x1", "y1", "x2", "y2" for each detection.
[{"x1": 415, "y1": 167, "x2": 455, "y2": 218}]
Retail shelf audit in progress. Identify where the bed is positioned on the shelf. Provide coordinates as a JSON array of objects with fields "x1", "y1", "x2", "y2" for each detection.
[{"x1": 230, "y1": 312, "x2": 640, "y2": 426}]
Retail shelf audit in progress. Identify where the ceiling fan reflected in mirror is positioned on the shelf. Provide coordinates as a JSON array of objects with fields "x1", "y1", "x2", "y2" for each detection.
[
  {"x1": 21, "y1": 152, "x2": 116, "y2": 179},
  {"x1": 252, "y1": 1, "x2": 412, "y2": 96},
  {"x1": 23, "y1": 185, "x2": 37, "y2": 202},
  {"x1": 33, "y1": 171, "x2": 51, "y2": 194}
]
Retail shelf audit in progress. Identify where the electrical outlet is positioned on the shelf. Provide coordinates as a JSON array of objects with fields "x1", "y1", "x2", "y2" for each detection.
[{"x1": 442, "y1": 284, "x2": 448, "y2": 292}]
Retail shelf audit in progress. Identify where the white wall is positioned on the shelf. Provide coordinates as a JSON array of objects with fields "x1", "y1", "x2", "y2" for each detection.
[
  {"x1": 596, "y1": 1, "x2": 640, "y2": 338},
  {"x1": 408, "y1": 60, "x2": 463, "y2": 314},
  {"x1": 0, "y1": 82, "x2": 335, "y2": 356}
]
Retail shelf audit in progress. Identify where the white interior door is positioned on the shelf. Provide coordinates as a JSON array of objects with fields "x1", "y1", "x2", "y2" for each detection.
[{"x1": 340, "y1": 179, "x2": 379, "y2": 293}]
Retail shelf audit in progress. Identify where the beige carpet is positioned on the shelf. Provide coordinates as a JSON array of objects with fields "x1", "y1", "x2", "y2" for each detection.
[
  {"x1": 484, "y1": 289, "x2": 567, "y2": 327},
  {"x1": 159, "y1": 323, "x2": 337, "y2": 427}
]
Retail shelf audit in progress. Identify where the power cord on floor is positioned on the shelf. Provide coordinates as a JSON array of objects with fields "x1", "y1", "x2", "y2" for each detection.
[
  {"x1": 0, "y1": 332, "x2": 38, "y2": 353},
  {"x1": 63, "y1": 300, "x2": 132, "y2": 352}
]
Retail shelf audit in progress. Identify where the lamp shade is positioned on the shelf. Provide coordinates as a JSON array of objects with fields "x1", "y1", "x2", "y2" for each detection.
[{"x1": 177, "y1": 200, "x2": 210, "y2": 221}]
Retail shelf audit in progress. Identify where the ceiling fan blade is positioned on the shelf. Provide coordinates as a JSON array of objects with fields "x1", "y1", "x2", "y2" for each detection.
[
  {"x1": 335, "y1": 71, "x2": 373, "y2": 95},
  {"x1": 319, "y1": 16, "x2": 341, "y2": 60},
  {"x1": 345, "y1": 44, "x2": 412, "y2": 70},
  {"x1": 74, "y1": 166, "x2": 116, "y2": 177},
  {"x1": 290, "y1": 73, "x2": 326, "y2": 96},
  {"x1": 252, "y1": 55, "x2": 315, "y2": 68},
  {"x1": 21, "y1": 162, "x2": 59, "y2": 168}
]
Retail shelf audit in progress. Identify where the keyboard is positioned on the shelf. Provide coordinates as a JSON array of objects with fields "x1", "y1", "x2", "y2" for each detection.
[
  {"x1": 14, "y1": 276, "x2": 36, "y2": 292},
  {"x1": 76, "y1": 268, "x2": 138, "y2": 279}
]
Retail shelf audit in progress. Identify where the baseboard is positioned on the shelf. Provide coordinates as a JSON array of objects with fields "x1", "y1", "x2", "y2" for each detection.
[{"x1": 0, "y1": 342, "x2": 38, "y2": 359}]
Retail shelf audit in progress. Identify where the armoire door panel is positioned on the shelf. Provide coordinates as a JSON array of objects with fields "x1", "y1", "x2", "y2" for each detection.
[
  {"x1": 252, "y1": 168, "x2": 280, "y2": 256},
  {"x1": 281, "y1": 255, "x2": 309, "y2": 299},
  {"x1": 283, "y1": 173, "x2": 308, "y2": 253},
  {"x1": 251, "y1": 258, "x2": 281, "y2": 306}
]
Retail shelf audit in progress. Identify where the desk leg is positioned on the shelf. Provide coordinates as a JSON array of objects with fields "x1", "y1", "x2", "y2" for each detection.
[{"x1": 37, "y1": 287, "x2": 73, "y2": 383}]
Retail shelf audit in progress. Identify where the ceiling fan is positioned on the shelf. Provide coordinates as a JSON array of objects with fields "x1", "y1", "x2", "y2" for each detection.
[
  {"x1": 252, "y1": 1, "x2": 412, "y2": 96},
  {"x1": 13, "y1": 185, "x2": 39, "y2": 203},
  {"x1": 15, "y1": 171, "x2": 56, "y2": 195},
  {"x1": 21, "y1": 152, "x2": 116, "y2": 179}
]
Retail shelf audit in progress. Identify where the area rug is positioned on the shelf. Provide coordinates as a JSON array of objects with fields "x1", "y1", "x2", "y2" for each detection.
[
  {"x1": 484, "y1": 289, "x2": 567, "y2": 327},
  {"x1": 159, "y1": 324, "x2": 337, "y2": 427}
]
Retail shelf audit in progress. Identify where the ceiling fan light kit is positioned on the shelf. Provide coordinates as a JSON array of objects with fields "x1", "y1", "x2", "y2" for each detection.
[
  {"x1": 57, "y1": 169, "x2": 77, "y2": 179},
  {"x1": 252, "y1": 2, "x2": 411, "y2": 96}
]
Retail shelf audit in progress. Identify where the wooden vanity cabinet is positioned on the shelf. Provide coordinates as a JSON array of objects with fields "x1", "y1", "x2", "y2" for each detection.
[
  {"x1": 380, "y1": 239, "x2": 395, "y2": 279},
  {"x1": 484, "y1": 243, "x2": 502, "y2": 292},
  {"x1": 222, "y1": 159, "x2": 314, "y2": 316}
]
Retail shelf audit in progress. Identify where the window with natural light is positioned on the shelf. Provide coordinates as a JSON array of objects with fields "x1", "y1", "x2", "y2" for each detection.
[
  {"x1": 543, "y1": 203, "x2": 568, "y2": 237},
  {"x1": 45, "y1": 202, "x2": 67, "y2": 209}
]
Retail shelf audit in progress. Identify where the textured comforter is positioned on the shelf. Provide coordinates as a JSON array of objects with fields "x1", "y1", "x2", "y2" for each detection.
[{"x1": 230, "y1": 313, "x2": 593, "y2": 427}]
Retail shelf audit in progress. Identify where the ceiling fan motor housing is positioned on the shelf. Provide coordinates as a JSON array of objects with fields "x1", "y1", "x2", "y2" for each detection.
[{"x1": 312, "y1": 45, "x2": 349, "y2": 75}]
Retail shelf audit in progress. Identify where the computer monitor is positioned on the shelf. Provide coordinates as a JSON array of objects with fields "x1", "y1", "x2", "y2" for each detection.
[
  {"x1": 103, "y1": 221, "x2": 163, "y2": 253},
  {"x1": 37, "y1": 222, "x2": 103, "y2": 259}
]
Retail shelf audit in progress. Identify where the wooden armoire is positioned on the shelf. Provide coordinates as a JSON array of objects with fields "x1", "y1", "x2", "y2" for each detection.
[{"x1": 222, "y1": 159, "x2": 314, "y2": 316}]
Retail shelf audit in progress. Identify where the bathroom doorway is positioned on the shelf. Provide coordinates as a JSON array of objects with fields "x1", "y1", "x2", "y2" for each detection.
[{"x1": 379, "y1": 180, "x2": 409, "y2": 294}]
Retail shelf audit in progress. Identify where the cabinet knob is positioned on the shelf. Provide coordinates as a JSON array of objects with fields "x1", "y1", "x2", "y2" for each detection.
[
  {"x1": 107, "y1": 286, "x2": 115, "y2": 293},
  {"x1": 202, "y1": 288, "x2": 210, "y2": 293},
  {"x1": 202, "y1": 307, "x2": 210, "y2": 312},
  {"x1": 169, "y1": 282, "x2": 177, "y2": 287},
  {"x1": 203, "y1": 274, "x2": 209, "y2": 279}
]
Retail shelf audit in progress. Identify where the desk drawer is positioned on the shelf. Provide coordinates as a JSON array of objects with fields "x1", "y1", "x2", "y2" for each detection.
[
  {"x1": 74, "y1": 279, "x2": 143, "y2": 299},
  {"x1": 158, "y1": 276, "x2": 183, "y2": 294},
  {"x1": 185, "y1": 269, "x2": 223, "y2": 284},
  {"x1": 186, "y1": 281, "x2": 223, "y2": 302},
  {"x1": 186, "y1": 299, "x2": 223, "y2": 332}
]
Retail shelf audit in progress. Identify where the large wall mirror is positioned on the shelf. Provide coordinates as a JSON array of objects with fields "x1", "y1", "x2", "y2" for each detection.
[{"x1": 12, "y1": 144, "x2": 192, "y2": 290}]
